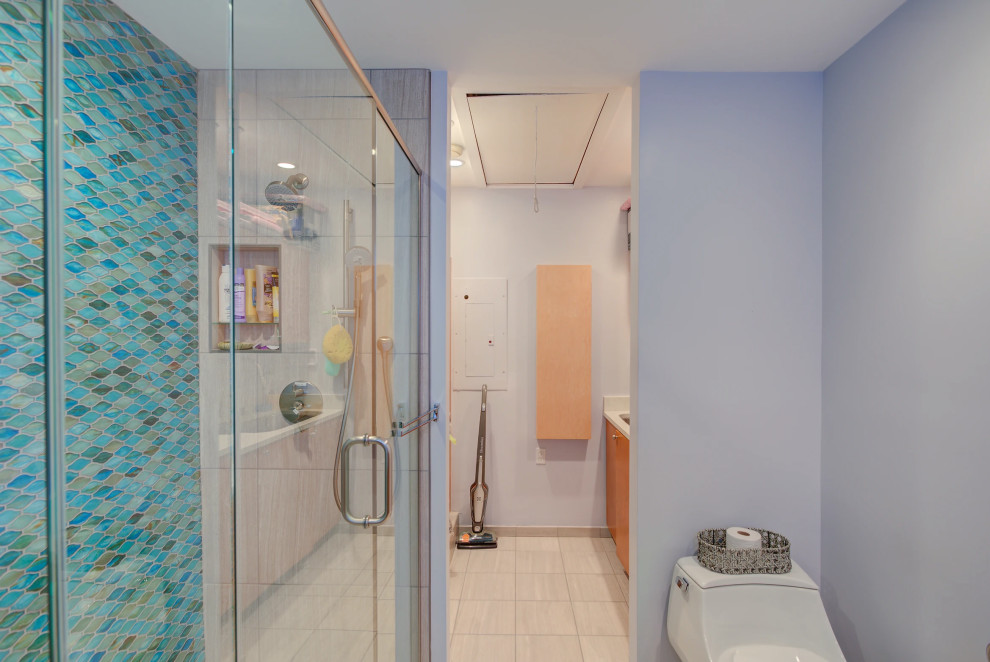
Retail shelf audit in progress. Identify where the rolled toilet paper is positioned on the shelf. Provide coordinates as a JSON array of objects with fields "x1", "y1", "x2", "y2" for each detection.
[{"x1": 726, "y1": 527, "x2": 762, "y2": 550}]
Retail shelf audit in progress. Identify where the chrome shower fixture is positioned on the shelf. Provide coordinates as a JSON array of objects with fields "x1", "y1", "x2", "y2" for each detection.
[{"x1": 265, "y1": 172, "x2": 309, "y2": 212}]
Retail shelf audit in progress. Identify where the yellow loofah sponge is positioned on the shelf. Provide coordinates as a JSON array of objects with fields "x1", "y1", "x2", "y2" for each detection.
[{"x1": 322, "y1": 324, "x2": 353, "y2": 363}]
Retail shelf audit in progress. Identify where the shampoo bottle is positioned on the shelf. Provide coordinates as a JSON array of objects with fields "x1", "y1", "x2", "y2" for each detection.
[
  {"x1": 218, "y1": 265, "x2": 231, "y2": 323},
  {"x1": 255, "y1": 264, "x2": 275, "y2": 322},
  {"x1": 233, "y1": 267, "x2": 246, "y2": 322},
  {"x1": 272, "y1": 269, "x2": 280, "y2": 324},
  {"x1": 245, "y1": 268, "x2": 259, "y2": 322}
]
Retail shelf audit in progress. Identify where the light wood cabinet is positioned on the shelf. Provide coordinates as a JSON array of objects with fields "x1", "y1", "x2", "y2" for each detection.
[
  {"x1": 605, "y1": 420, "x2": 630, "y2": 574},
  {"x1": 536, "y1": 265, "x2": 592, "y2": 439}
]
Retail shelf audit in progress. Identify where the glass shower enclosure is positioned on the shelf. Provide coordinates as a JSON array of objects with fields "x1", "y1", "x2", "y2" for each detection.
[{"x1": 0, "y1": 0, "x2": 428, "y2": 659}]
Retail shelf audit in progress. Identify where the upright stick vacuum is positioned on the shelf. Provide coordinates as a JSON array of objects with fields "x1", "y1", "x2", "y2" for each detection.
[{"x1": 456, "y1": 384, "x2": 497, "y2": 549}]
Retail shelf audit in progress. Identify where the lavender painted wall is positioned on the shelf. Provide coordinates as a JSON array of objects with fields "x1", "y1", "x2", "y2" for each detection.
[
  {"x1": 634, "y1": 72, "x2": 823, "y2": 661},
  {"x1": 822, "y1": 0, "x2": 990, "y2": 659}
]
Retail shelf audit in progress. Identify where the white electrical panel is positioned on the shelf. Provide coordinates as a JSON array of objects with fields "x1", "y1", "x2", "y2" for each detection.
[{"x1": 452, "y1": 278, "x2": 507, "y2": 391}]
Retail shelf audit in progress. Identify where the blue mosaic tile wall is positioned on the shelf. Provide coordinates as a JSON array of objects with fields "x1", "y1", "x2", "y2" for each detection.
[
  {"x1": 0, "y1": 0, "x2": 49, "y2": 658},
  {"x1": 0, "y1": 0, "x2": 204, "y2": 657},
  {"x1": 60, "y1": 0, "x2": 202, "y2": 657}
]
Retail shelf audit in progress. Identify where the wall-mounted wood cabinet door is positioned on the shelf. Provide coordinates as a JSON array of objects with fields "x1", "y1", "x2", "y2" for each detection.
[
  {"x1": 605, "y1": 419, "x2": 629, "y2": 573},
  {"x1": 615, "y1": 430, "x2": 630, "y2": 573},
  {"x1": 606, "y1": 421, "x2": 618, "y2": 540}
]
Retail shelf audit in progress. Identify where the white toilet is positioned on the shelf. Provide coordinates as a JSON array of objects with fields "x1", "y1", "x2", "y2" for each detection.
[{"x1": 667, "y1": 556, "x2": 846, "y2": 662}]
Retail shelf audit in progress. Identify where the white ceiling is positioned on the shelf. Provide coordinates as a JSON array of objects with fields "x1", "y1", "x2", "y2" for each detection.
[
  {"x1": 113, "y1": 0, "x2": 907, "y2": 78},
  {"x1": 112, "y1": 0, "x2": 906, "y2": 189},
  {"x1": 332, "y1": 0, "x2": 908, "y2": 84}
]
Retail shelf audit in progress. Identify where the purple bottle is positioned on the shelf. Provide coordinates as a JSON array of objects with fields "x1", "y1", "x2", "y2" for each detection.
[{"x1": 233, "y1": 268, "x2": 246, "y2": 322}]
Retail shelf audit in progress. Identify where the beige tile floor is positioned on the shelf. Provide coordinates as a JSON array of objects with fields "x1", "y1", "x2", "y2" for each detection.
[{"x1": 449, "y1": 536, "x2": 630, "y2": 662}]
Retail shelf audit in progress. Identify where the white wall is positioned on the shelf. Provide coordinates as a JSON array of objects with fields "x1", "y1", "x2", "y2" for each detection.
[
  {"x1": 450, "y1": 186, "x2": 631, "y2": 527},
  {"x1": 821, "y1": 1, "x2": 990, "y2": 659},
  {"x1": 635, "y1": 72, "x2": 823, "y2": 661}
]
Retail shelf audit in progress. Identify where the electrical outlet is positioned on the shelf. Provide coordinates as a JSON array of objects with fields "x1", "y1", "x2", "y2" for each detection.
[{"x1": 536, "y1": 448, "x2": 546, "y2": 465}]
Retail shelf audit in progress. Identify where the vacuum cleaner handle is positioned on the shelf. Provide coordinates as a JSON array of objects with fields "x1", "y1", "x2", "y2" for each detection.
[
  {"x1": 470, "y1": 385, "x2": 489, "y2": 534},
  {"x1": 478, "y1": 385, "x2": 487, "y2": 484}
]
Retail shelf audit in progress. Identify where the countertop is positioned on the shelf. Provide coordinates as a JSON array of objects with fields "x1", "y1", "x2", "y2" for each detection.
[{"x1": 603, "y1": 395, "x2": 630, "y2": 438}]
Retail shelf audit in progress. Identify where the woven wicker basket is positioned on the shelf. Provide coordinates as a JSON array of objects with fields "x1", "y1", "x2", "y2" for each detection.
[{"x1": 697, "y1": 528, "x2": 791, "y2": 575}]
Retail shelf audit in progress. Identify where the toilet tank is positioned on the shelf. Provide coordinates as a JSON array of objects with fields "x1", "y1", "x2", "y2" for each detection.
[{"x1": 667, "y1": 556, "x2": 845, "y2": 662}]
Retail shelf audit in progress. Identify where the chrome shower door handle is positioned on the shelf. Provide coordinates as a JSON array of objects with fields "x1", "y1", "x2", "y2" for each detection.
[{"x1": 340, "y1": 434, "x2": 392, "y2": 527}]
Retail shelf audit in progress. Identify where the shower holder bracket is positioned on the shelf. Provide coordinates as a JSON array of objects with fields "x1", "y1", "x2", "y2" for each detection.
[{"x1": 395, "y1": 403, "x2": 439, "y2": 437}]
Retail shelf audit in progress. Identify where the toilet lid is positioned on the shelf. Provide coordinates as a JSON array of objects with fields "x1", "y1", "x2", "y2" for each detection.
[
  {"x1": 718, "y1": 645, "x2": 832, "y2": 662},
  {"x1": 677, "y1": 556, "x2": 819, "y2": 590}
]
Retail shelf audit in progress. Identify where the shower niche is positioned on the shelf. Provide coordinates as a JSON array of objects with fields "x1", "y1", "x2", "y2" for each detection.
[{"x1": 208, "y1": 243, "x2": 282, "y2": 353}]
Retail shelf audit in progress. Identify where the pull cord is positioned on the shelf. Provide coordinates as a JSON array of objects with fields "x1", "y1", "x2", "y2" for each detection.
[{"x1": 533, "y1": 104, "x2": 540, "y2": 213}]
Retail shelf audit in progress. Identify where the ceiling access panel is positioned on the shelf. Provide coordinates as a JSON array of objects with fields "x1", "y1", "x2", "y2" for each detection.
[{"x1": 467, "y1": 93, "x2": 607, "y2": 186}]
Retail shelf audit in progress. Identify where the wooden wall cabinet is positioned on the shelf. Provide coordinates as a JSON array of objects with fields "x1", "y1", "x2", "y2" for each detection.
[
  {"x1": 536, "y1": 265, "x2": 592, "y2": 439},
  {"x1": 605, "y1": 419, "x2": 630, "y2": 574}
]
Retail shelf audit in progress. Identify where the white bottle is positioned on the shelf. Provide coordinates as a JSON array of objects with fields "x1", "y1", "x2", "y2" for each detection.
[{"x1": 218, "y1": 265, "x2": 232, "y2": 323}]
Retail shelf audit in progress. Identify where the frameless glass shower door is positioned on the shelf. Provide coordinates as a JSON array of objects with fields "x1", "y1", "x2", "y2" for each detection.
[
  {"x1": 0, "y1": 0, "x2": 426, "y2": 659},
  {"x1": 216, "y1": 2, "x2": 425, "y2": 661}
]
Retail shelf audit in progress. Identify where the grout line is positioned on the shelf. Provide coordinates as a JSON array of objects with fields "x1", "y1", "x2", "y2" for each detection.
[{"x1": 567, "y1": 574, "x2": 585, "y2": 662}]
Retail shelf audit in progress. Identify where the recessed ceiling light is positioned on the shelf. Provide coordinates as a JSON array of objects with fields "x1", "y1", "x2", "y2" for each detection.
[
  {"x1": 450, "y1": 144, "x2": 464, "y2": 168},
  {"x1": 277, "y1": 162, "x2": 296, "y2": 169}
]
